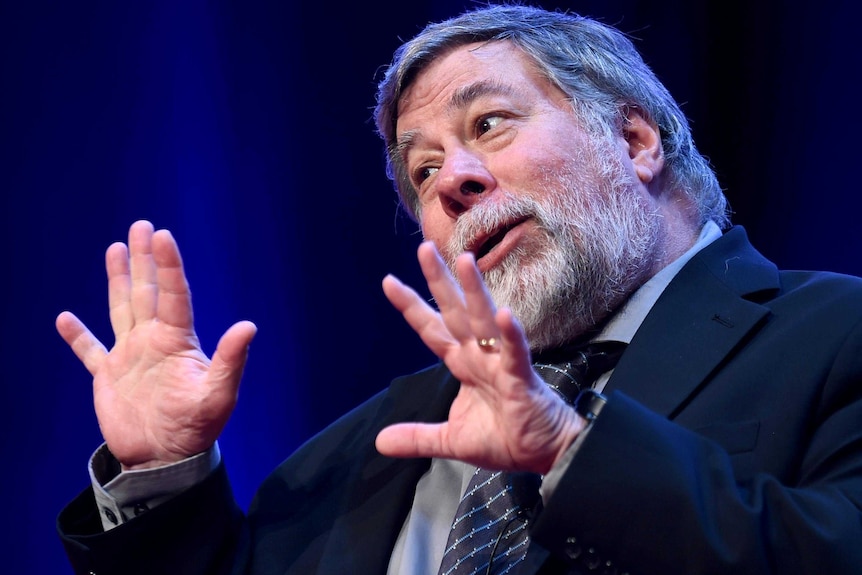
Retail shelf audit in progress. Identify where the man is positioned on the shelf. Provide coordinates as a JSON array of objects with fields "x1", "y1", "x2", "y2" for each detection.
[{"x1": 56, "y1": 4, "x2": 862, "y2": 575}]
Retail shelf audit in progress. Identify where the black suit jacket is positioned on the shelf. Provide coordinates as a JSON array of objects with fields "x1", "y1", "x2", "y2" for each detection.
[{"x1": 59, "y1": 226, "x2": 862, "y2": 575}]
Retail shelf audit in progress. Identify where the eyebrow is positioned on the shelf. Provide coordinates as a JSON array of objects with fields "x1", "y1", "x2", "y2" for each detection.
[
  {"x1": 450, "y1": 79, "x2": 517, "y2": 112},
  {"x1": 395, "y1": 79, "x2": 519, "y2": 157}
]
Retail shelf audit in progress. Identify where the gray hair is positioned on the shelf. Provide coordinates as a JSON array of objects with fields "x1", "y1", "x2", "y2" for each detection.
[{"x1": 374, "y1": 3, "x2": 730, "y2": 228}]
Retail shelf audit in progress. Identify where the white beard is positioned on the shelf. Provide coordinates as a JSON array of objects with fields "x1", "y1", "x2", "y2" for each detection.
[{"x1": 443, "y1": 141, "x2": 662, "y2": 351}]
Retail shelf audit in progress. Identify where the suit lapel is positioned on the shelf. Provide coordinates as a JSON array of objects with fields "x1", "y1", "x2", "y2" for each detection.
[{"x1": 604, "y1": 226, "x2": 780, "y2": 417}]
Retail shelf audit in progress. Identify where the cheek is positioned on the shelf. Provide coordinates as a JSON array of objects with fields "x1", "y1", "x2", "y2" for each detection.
[
  {"x1": 499, "y1": 133, "x2": 580, "y2": 185},
  {"x1": 419, "y1": 207, "x2": 453, "y2": 248}
]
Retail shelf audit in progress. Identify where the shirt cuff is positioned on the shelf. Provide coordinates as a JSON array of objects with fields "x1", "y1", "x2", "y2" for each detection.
[{"x1": 88, "y1": 442, "x2": 221, "y2": 531}]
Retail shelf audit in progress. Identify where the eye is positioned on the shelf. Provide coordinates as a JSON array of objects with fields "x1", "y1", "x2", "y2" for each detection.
[
  {"x1": 477, "y1": 115, "x2": 504, "y2": 136},
  {"x1": 416, "y1": 166, "x2": 439, "y2": 184}
]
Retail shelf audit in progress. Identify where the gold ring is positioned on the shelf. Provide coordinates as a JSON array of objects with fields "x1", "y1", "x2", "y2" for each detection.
[{"x1": 477, "y1": 337, "x2": 498, "y2": 351}]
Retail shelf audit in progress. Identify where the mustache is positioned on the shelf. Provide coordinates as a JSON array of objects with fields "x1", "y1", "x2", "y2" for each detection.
[{"x1": 446, "y1": 192, "x2": 542, "y2": 258}]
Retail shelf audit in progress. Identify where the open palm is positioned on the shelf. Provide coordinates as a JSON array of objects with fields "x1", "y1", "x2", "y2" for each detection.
[{"x1": 56, "y1": 221, "x2": 257, "y2": 470}]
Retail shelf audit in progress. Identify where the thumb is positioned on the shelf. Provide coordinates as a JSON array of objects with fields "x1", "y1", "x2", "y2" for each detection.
[
  {"x1": 376, "y1": 421, "x2": 448, "y2": 459},
  {"x1": 209, "y1": 320, "x2": 258, "y2": 390}
]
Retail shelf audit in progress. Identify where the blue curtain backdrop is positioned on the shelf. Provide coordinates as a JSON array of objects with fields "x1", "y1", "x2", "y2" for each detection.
[{"x1": 2, "y1": 0, "x2": 859, "y2": 572}]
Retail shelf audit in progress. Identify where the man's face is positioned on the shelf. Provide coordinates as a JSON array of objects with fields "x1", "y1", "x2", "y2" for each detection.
[{"x1": 395, "y1": 41, "x2": 664, "y2": 349}]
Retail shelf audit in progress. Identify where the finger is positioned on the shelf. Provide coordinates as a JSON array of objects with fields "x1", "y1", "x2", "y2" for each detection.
[
  {"x1": 382, "y1": 274, "x2": 458, "y2": 357},
  {"x1": 55, "y1": 311, "x2": 108, "y2": 376},
  {"x1": 454, "y1": 252, "x2": 500, "y2": 348},
  {"x1": 128, "y1": 220, "x2": 158, "y2": 324},
  {"x1": 375, "y1": 421, "x2": 449, "y2": 460},
  {"x1": 106, "y1": 241, "x2": 132, "y2": 340},
  {"x1": 415, "y1": 242, "x2": 472, "y2": 341},
  {"x1": 496, "y1": 308, "x2": 536, "y2": 380},
  {"x1": 151, "y1": 229, "x2": 193, "y2": 330}
]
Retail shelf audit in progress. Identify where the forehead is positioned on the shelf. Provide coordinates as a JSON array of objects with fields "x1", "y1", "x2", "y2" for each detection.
[{"x1": 396, "y1": 41, "x2": 558, "y2": 125}]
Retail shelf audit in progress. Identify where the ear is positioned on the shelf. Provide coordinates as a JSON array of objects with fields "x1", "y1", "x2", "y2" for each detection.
[{"x1": 623, "y1": 107, "x2": 664, "y2": 184}]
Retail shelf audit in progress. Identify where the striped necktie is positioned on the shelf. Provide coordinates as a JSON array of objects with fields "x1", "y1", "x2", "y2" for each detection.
[{"x1": 437, "y1": 341, "x2": 626, "y2": 575}]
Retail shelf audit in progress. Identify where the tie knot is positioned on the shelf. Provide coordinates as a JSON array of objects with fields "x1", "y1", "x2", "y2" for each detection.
[{"x1": 533, "y1": 340, "x2": 627, "y2": 403}]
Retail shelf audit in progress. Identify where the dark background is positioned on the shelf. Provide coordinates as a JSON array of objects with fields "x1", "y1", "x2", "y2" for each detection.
[{"x1": 2, "y1": 0, "x2": 859, "y2": 572}]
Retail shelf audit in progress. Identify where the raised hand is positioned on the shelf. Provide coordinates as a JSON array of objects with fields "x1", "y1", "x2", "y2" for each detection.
[
  {"x1": 376, "y1": 241, "x2": 584, "y2": 475},
  {"x1": 56, "y1": 220, "x2": 257, "y2": 470}
]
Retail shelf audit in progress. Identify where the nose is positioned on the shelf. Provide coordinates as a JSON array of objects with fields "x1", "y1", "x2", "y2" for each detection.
[{"x1": 435, "y1": 148, "x2": 495, "y2": 218}]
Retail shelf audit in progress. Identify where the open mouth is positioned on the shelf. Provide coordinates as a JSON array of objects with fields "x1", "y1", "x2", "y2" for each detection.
[{"x1": 470, "y1": 217, "x2": 529, "y2": 260}]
